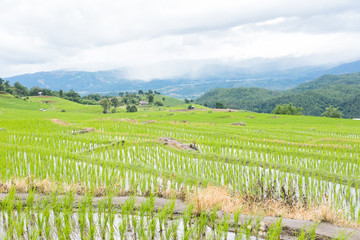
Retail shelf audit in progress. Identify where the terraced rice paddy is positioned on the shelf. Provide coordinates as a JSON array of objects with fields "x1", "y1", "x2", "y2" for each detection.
[{"x1": 0, "y1": 96, "x2": 360, "y2": 239}]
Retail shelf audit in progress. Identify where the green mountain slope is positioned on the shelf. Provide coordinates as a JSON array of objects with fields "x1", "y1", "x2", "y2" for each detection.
[
  {"x1": 196, "y1": 73, "x2": 360, "y2": 118},
  {"x1": 196, "y1": 87, "x2": 281, "y2": 111}
]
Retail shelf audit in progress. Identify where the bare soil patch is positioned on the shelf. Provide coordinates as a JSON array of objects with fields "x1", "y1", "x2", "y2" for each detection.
[
  {"x1": 231, "y1": 122, "x2": 247, "y2": 126},
  {"x1": 51, "y1": 119, "x2": 69, "y2": 126},
  {"x1": 158, "y1": 137, "x2": 198, "y2": 151},
  {"x1": 72, "y1": 128, "x2": 95, "y2": 134}
]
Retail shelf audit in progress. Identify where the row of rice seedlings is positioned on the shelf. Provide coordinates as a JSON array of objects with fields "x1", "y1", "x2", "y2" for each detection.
[{"x1": 2, "y1": 190, "x2": 291, "y2": 239}]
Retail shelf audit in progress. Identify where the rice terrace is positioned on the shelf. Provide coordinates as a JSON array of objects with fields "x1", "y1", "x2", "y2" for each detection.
[{"x1": 0, "y1": 93, "x2": 360, "y2": 240}]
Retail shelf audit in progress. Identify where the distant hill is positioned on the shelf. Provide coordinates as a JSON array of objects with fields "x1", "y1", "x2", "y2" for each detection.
[
  {"x1": 196, "y1": 72, "x2": 360, "y2": 118},
  {"x1": 325, "y1": 60, "x2": 360, "y2": 75}
]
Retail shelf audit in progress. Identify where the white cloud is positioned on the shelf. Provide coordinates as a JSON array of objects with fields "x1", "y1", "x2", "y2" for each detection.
[{"x1": 0, "y1": 0, "x2": 360, "y2": 78}]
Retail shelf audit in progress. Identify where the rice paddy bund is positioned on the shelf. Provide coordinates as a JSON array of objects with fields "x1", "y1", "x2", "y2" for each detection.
[{"x1": 1, "y1": 96, "x2": 360, "y2": 239}]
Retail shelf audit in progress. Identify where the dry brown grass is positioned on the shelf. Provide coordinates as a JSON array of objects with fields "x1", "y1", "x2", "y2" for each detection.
[
  {"x1": 0, "y1": 177, "x2": 109, "y2": 196},
  {"x1": 0, "y1": 177, "x2": 56, "y2": 194},
  {"x1": 188, "y1": 185, "x2": 359, "y2": 229}
]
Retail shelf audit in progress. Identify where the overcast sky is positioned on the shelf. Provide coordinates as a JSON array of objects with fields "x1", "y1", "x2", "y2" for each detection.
[{"x1": 1, "y1": 0, "x2": 360, "y2": 79}]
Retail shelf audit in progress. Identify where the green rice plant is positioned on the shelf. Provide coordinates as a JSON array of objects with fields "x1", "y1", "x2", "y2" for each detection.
[
  {"x1": 195, "y1": 212, "x2": 208, "y2": 239},
  {"x1": 266, "y1": 218, "x2": 282, "y2": 240},
  {"x1": 131, "y1": 211, "x2": 138, "y2": 238},
  {"x1": 219, "y1": 213, "x2": 230, "y2": 239},
  {"x1": 295, "y1": 224, "x2": 318, "y2": 240},
  {"x1": 209, "y1": 205, "x2": 220, "y2": 230},
  {"x1": 15, "y1": 200, "x2": 25, "y2": 239},
  {"x1": 182, "y1": 224, "x2": 194, "y2": 240},
  {"x1": 118, "y1": 216, "x2": 128, "y2": 240},
  {"x1": 182, "y1": 204, "x2": 194, "y2": 234},
  {"x1": 335, "y1": 230, "x2": 352, "y2": 240},
  {"x1": 239, "y1": 216, "x2": 254, "y2": 240},
  {"x1": 78, "y1": 197, "x2": 88, "y2": 240},
  {"x1": 108, "y1": 208, "x2": 116, "y2": 240},
  {"x1": 296, "y1": 227, "x2": 307, "y2": 240},
  {"x1": 233, "y1": 208, "x2": 243, "y2": 236}
]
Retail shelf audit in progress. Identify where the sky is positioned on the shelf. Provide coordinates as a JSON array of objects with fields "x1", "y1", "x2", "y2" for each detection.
[{"x1": 1, "y1": 0, "x2": 360, "y2": 79}]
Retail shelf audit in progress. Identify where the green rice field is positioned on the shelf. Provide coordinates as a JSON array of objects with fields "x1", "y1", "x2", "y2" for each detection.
[{"x1": 0, "y1": 95, "x2": 359, "y2": 239}]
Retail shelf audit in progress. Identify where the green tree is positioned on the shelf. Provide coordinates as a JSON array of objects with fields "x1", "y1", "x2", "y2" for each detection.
[
  {"x1": 29, "y1": 86, "x2": 43, "y2": 96},
  {"x1": 42, "y1": 88, "x2": 53, "y2": 96},
  {"x1": 272, "y1": 103, "x2": 303, "y2": 115},
  {"x1": 83, "y1": 93, "x2": 101, "y2": 101},
  {"x1": 322, "y1": 105, "x2": 342, "y2": 118},
  {"x1": 148, "y1": 94, "x2": 154, "y2": 103},
  {"x1": 0, "y1": 78, "x2": 4, "y2": 92},
  {"x1": 111, "y1": 97, "x2": 120, "y2": 108},
  {"x1": 215, "y1": 102, "x2": 226, "y2": 109},
  {"x1": 14, "y1": 82, "x2": 29, "y2": 96},
  {"x1": 65, "y1": 89, "x2": 81, "y2": 102},
  {"x1": 4, "y1": 81, "x2": 13, "y2": 94},
  {"x1": 100, "y1": 98, "x2": 111, "y2": 114},
  {"x1": 138, "y1": 90, "x2": 144, "y2": 95},
  {"x1": 59, "y1": 90, "x2": 64, "y2": 98}
]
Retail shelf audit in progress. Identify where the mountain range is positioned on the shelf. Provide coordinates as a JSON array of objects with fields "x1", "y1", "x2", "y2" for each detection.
[{"x1": 4, "y1": 60, "x2": 360, "y2": 99}]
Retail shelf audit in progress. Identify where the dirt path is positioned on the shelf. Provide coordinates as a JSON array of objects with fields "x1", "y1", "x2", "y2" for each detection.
[{"x1": 1, "y1": 193, "x2": 359, "y2": 239}]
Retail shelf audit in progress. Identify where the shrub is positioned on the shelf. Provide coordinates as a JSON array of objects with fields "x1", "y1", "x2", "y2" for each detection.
[
  {"x1": 154, "y1": 101, "x2": 163, "y2": 106},
  {"x1": 126, "y1": 105, "x2": 137, "y2": 112},
  {"x1": 322, "y1": 105, "x2": 342, "y2": 118},
  {"x1": 272, "y1": 103, "x2": 303, "y2": 115}
]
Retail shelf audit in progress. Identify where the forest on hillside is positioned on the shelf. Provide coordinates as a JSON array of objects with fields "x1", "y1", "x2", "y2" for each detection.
[{"x1": 196, "y1": 73, "x2": 360, "y2": 118}]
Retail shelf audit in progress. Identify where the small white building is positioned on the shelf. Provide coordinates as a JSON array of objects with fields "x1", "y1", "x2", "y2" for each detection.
[
  {"x1": 38, "y1": 92, "x2": 43, "y2": 96},
  {"x1": 139, "y1": 100, "x2": 148, "y2": 105}
]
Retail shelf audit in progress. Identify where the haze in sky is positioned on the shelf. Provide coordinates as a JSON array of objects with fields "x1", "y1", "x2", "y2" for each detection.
[{"x1": 1, "y1": 0, "x2": 360, "y2": 79}]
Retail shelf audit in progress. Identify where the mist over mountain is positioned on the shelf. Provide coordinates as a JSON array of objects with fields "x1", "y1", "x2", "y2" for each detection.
[{"x1": 5, "y1": 60, "x2": 360, "y2": 99}]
